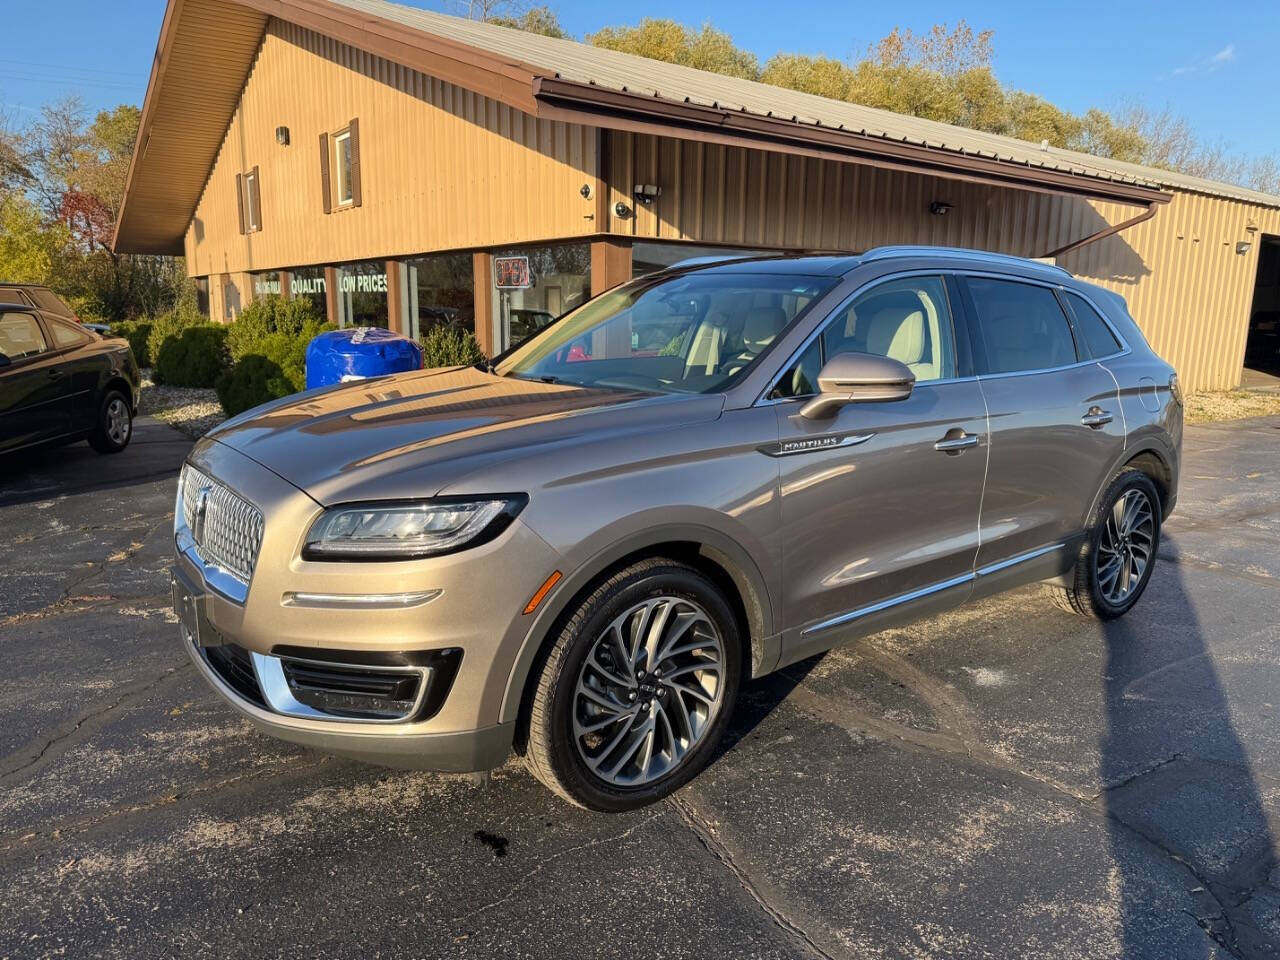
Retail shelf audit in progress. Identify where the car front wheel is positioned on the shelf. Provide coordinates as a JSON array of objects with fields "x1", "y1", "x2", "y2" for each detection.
[
  {"x1": 88, "y1": 389, "x2": 133, "y2": 454},
  {"x1": 1054, "y1": 468, "x2": 1161, "y2": 619},
  {"x1": 524, "y1": 558, "x2": 742, "y2": 811}
]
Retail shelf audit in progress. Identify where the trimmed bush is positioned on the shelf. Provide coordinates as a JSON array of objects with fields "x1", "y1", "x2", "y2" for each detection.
[
  {"x1": 146, "y1": 307, "x2": 208, "y2": 381},
  {"x1": 215, "y1": 318, "x2": 334, "y2": 417},
  {"x1": 154, "y1": 324, "x2": 230, "y2": 388},
  {"x1": 419, "y1": 325, "x2": 486, "y2": 368},
  {"x1": 227, "y1": 295, "x2": 320, "y2": 363},
  {"x1": 109, "y1": 319, "x2": 154, "y2": 367}
]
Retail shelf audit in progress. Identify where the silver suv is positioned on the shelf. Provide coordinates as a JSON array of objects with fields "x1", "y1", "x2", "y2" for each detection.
[{"x1": 172, "y1": 247, "x2": 1182, "y2": 810}]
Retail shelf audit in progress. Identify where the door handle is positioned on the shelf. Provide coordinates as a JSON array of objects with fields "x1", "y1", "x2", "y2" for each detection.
[
  {"x1": 1081, "y1": 407, "x2": 1113, "y2": 429},
  {"x1": 47, "y1": 368, "x2": 64, "y2": 379},
  {"x1": 934, "y1": 432, "x2": 980, "y2": 453}
]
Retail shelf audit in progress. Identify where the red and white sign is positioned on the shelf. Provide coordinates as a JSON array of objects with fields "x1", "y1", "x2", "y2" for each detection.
[{"x1": 494, "y1": 255, "x2": 532, "y2": 289}]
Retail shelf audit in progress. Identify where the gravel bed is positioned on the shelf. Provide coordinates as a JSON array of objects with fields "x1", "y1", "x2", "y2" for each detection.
[
  {"x1": 1185, "y1": 390, "x2": 1280, "y2": 424},
  {"x1": 138, "y1": 370, "x2": 226, "y2": 440}
]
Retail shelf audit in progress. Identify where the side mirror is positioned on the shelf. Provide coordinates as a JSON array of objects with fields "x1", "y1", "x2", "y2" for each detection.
[{"x1": 798, "y1": 351, "x2": 914, "y2": 419}]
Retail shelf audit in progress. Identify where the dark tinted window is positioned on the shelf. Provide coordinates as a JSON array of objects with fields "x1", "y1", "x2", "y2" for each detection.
[
  {"x1": 30, "y1": 288, "x2": 74, "y2": 318},
  {"x1": 966, "y1": 277, "x2": 1078, "y2": 374},
  {"x1": 1064, "y1": 291, "x2": 1123, "y2": 359},
  {"x1": 0, "y1": 311, "x2": 48, "y2": 360},
  {"x1": 0, "y1": 288, "x2": 34, "y2": 307}
]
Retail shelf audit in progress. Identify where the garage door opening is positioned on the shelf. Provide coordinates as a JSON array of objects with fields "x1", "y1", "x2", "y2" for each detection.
[{"x1": 1243, "y1": 235, "x2": 1280, "y2": 388}]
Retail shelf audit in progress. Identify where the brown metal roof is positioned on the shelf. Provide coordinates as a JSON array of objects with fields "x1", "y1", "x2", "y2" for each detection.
[{"x1": 114, "y1": 0, "x2": 1277, "y2": 254}]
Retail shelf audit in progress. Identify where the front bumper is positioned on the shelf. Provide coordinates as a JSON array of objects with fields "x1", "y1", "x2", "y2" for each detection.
[{"x1": 172, "y1": 438, "x2": 561, "y2": 772}]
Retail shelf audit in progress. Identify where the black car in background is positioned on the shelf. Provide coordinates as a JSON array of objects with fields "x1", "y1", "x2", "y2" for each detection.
[{"x1": 0, "y1": 304, "x2": 140, "y2": 456}]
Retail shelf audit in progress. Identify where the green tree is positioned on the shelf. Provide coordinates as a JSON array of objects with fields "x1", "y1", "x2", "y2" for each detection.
[
  {"x1": 0, "y1": 192, "x2": 70, "y2": 284},
  {"x1": 488, "y1": 5, "x2": 567, "y2": 38},
  {"x1": 589, "y1": 19, "x2": 760, "y2": 80}
]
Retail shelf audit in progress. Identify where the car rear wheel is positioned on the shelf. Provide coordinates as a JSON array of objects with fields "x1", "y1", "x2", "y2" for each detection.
[
  {"x1": 524, "y1": 558, "x2": 742, "y2": 811},
  {"x1": 88, "y1": 389, "x2": 132, "y2": 454},
  {"x1": 1052, "y1": 468, "x2": 1161, "y2": 619}
]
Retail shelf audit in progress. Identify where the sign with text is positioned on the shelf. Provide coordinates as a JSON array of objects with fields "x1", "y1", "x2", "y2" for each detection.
[{"x1": 494, "y1": 256, "x2": 532, "y2": 289}]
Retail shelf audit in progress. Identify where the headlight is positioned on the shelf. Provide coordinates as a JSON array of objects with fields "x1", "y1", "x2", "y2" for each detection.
[{"x1": 303, "y1": 496, "x2": 526, "y2": 561}]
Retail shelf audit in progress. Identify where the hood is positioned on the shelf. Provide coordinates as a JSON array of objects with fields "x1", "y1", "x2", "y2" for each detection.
[{"x1": 208, "y1": 366, "x2": 725, "y2": 504}]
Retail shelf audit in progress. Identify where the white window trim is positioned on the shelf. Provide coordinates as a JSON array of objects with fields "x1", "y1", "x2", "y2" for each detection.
[{"x1": 333, "y1": 130, "x2": 353, "y2": 207}]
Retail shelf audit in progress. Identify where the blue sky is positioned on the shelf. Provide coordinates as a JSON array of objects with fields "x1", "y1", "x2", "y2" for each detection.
[{"x1": 4, "y1": 0, "x2": 1276, "y2": 157}]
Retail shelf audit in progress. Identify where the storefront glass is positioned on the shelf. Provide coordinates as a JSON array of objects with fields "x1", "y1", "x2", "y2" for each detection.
[
  {"x1": 289, "y1": 266, "x2": 328, "y2": 319},
  {"x1": 632, "y1": 241, "x2": 774, "y2": 277},
  {"x1": 491, "y1": 243, "x2": 590, "y2": 352},
  {"x1": 335, "y1": 260, "x2": 389, "y2": 328},
  {"x1": 402, "y1": 253, "x2": 474, "y2": 340},
  {"x1": 249, "y1": 270, "x2": 284, "y2": 299}
]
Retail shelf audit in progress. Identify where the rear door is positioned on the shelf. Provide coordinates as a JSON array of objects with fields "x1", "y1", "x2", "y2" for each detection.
[
  {"x1": 769, "y1": 274, "x2": 988, "y2": 660},
  {"x1": 0, "y1": 310, "x2": 68, "y2": 451},
  {"x1": 957, "y1": 274, "x2": 1125, "y2": 577},
  {"x1": 42, "y1": 316, "x2": 100, "y2": 432}
]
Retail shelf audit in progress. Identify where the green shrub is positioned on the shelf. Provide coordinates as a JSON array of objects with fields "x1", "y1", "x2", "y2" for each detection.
[
  {"x1": 227, "y1": 295, "x2": 320, "y2": 363},
  {"x1": 216, "y1": 318, "x2": 334, "y2": 417},
  {"x1": 154, "y1": 324, "x2": 230, "y2": 388},
  {"x1": 419, "y1": 325, "x2": 485, "y2": 368},
  {"x1": 109, "y1": 319, "x2": 154, "y2": 367},
  {"x1": 145, "y1": 307, "x2": 208, "y2": 381}
]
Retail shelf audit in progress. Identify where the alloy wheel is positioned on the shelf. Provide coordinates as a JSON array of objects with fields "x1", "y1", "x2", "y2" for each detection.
[
  {"x1": 106, "y1": 398, "x2": 131, "y2": 446},
  {"x1": 1096, "y1": 488, "x2": 1155, "y2": 605},
  {"x1": 572, "y1": 596, "x2": 725, "y2": 787}
]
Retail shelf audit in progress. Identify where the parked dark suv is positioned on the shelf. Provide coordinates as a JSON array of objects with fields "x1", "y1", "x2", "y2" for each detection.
[{"x1": 174, "y1": 246, "x2": 1182, "y2": 810}]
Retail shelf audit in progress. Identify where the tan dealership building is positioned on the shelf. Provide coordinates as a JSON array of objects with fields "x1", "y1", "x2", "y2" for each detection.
[{"x1": 114, "y1": 0, "x2": 1280, "y2": 390}]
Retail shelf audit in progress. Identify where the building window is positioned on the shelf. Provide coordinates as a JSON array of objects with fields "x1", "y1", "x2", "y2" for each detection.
[
  {"x1": 321, "y1": 119, "x2": 361, "y2": 213},
  {"x1": 222, "y1": 277, "x2": 242, "y2": 321},
  {"x1": 335, "y1": 260, "x2": 389, "y2": 328},
  {"x1": 289, "y1": 266, "x2": 327, "y2": 318},
  {"x1": 632, "y1": 240, "x2": 772, "y2": 277},
  {"x1": 491, "y1": 243, "x2": 591, "y2": 352},
  {"x1": 193, "y1": 277, "x2": 210, "y2": 316},
  {"x1": 236, "y1": 167, "x2": 261, "y2": 234},
  {"x1": 334, "y1": 131, "x2": 353, "y2": 206},
  {"x1": 402, "y1": 253, "x2": 474, "y2": 340},
  {"x1": 250, "y1": 271, "x2": 283, "y2": 298}
]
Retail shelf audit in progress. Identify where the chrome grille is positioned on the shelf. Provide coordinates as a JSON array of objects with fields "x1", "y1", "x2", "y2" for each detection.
[{"x1": 179, "y1": 464, "x2": 264, "y2": 584}]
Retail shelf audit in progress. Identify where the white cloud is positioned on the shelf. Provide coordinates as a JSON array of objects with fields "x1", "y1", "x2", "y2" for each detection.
[{"x1": 1173, "y1": 43, "x2": 1237, "y2": 77}]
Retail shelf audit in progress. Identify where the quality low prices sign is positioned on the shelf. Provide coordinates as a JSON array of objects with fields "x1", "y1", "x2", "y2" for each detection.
[{"x1": 494, "y1": 255, "x2": 532, "y2": 289}]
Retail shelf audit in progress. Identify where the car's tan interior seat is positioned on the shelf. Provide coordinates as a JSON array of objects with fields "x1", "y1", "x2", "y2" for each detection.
[
  {"x1": 726, "y1": 305, "x2": 785, "y2": 373},
  {"x1": 862, "y1": 306, "x2": 937, "y2": 381},
  {"x1": 685, "y1": 312, "x2": 727, "y2": 376}
]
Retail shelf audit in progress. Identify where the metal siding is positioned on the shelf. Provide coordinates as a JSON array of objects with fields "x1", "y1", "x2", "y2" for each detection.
[
  {"x1": 607, "y1": 130, "x2": 1279, "y2": 391},
  {"x1": 185, "y1": 19, "x2": 596, "y2": 278}
]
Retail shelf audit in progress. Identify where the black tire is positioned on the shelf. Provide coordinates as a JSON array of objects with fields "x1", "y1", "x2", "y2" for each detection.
[
  {"x1": 1052, "y1": 468, "x2": 1161, "y2": 619},
  {"x1": 524, "y1": 558, "x2": 743, "y2": 811},
  {"x1": 88, "y1": 389, "x2": 133, "y2": 454}
]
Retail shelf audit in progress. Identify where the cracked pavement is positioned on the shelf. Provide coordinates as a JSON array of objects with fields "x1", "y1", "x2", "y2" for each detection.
[{"x1": 1, "y1": 415, "x2": 1278, "y2": 959}]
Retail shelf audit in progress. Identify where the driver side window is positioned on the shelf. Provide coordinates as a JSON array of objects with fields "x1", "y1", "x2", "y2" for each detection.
[{"x1": 771, "y1": 276, "x2": 957, "y2": 398}]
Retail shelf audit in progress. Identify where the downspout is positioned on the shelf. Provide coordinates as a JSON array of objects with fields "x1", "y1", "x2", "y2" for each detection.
[{"x1": 1040, "y1": 201, "x2": 1162, "y2": 260}]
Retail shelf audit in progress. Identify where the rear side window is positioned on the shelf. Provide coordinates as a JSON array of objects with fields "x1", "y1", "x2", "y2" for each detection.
[
  {"x1": 29, "y1": 288, "x2": 74, "y2": 318},
  {"x1": 1063, "y1": 291, "x2": 1123, "y2": 359},
  {"x1": 0, "y1": 311, "x2": 48, "y2": 360},
  {"x1": 0, "y1": 288, "x2": 34, "y2": 307},
  {"x1": 47, "y1": 317, "x2": 92, "y2": 349},
  {"x1": 965, "y1": 277, "x2": 1078, "y2": 375}
]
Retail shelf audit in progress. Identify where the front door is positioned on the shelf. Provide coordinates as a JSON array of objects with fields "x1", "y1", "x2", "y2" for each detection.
[{"x1": 766, "y1": 275, "x2": 987, "y2": 661}]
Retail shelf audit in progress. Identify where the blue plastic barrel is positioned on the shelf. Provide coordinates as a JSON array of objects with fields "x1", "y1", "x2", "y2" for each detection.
[{"x1": 305, "y1": 327, "x2": 423, "y2": 390}]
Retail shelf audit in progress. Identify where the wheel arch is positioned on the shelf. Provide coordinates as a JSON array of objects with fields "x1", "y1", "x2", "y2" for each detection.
[
  {"x1": 1087, "y1": 434, "x2": 1177, "y2": 525},
  {"x1": 499, "y1": 523, "x2": 777, "y2": 732}
]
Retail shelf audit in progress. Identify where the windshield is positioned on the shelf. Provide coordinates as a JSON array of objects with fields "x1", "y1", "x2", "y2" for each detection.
[{"x1": 494, "y1": 271, "x2": 836, "y2": 394}]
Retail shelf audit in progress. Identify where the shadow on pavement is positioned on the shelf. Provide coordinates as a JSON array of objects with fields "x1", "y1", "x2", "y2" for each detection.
[{"x1": 1103, "y1": 562, "x2": 1277, "y2": 958}]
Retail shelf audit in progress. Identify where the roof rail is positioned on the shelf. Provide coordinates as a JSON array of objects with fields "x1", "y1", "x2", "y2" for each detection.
[{"x1": 859, "y1": 245, "x2": 1072, "y2": 277}]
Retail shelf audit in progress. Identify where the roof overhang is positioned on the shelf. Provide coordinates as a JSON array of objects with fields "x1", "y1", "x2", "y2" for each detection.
[{"x1": 114, "y1": 0, "x2": 1170, "y2": 255}]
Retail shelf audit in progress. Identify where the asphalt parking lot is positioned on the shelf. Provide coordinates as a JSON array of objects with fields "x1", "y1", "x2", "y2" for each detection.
[{"x1": 1, "y1": 416, "x2": 1278, "y2": 960}]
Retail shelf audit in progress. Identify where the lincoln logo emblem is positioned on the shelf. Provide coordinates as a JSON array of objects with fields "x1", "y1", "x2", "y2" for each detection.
[{"x1": 194, "y1": 486, "x2": 212, "y2": 543}]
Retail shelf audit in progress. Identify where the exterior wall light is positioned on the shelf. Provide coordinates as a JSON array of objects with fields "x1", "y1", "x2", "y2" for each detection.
[
  {"x1": 275, "y1": 126, "x2": 290, "y2": 146},
  {"x1": 633, "y1": 183, "x2": 661, "y2": 204},
  {"x1": 1236, "y1": 241, "x2": 1253, "y2": 255}
]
